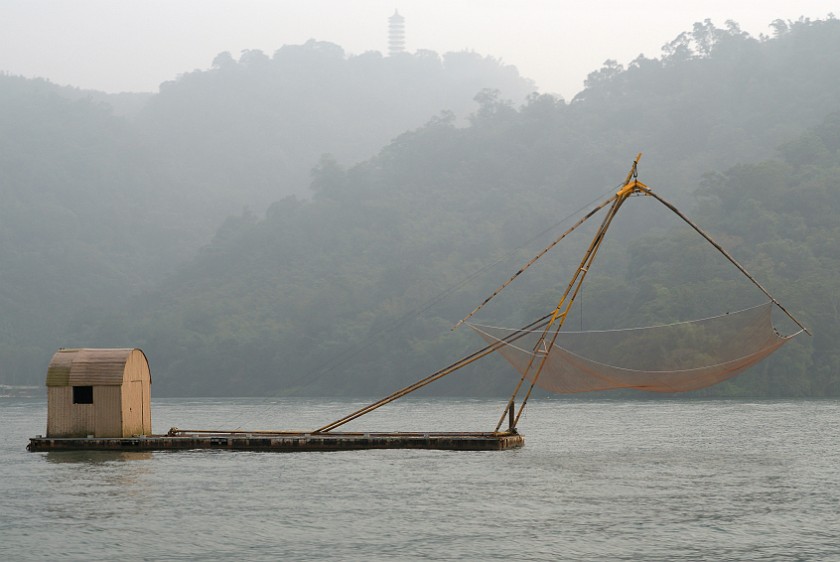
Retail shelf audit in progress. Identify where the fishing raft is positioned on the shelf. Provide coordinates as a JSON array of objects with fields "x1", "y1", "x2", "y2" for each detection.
[{"x1": 28, "y1": 154, "x2": 807, "y2": 453}]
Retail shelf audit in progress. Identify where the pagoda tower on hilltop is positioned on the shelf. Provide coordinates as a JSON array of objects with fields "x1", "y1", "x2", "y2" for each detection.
[{"x1": 388, "y1": 10, "x2": 405, "y2": 56}]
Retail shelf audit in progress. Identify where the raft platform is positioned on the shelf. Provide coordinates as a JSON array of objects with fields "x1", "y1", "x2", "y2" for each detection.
[{"x1": 27, "y1": 430, "x2": 524, "y2": 452}]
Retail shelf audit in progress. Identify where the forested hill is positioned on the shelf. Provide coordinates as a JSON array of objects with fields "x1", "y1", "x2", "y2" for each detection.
[
  {"x1": 0, "y1": 45, "x2": 534, "y2": 386},
  {"x1": 79, "y1": 17, "x2": 840, "y2": 397},
  {"x1": 3, "y1": 18, "x2": 840, "y2": 397},
  {"x1": 139, "y1": 43, "x2": 536, "y2": 209}
]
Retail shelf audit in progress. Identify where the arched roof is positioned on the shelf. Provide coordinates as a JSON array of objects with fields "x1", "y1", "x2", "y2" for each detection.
[{"x1": 46, "y1": 348, "x2": 150, "y2": 387}]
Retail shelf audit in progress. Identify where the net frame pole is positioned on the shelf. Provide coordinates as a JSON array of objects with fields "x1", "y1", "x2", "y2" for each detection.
[
  {"x1": 513, "y1": 199, "x2": 626, "y2": 427},
  {"x1": 637, "y1": 185, "x2": 810, "y2": 335},
  {"x1": 453, "y1": 196, "x2": 617, "y2": 330},
  {"x1": 313, "y1": 314, "x2": 553, "y2": 433},
  {"x1": 314, "y1": 153, "x2": 807, "y2": 435},
  {"x1": 495, "y1": 155, "x2": 645, "y2": 431},
  {"x1": 497, "y1": 169, "x2": 807, "y2": 430},
  {"x1": 494, "y1": 199, "x2": 618, "y2": 430},
  {"x1": 314, "y1": 164, "x2": 634, "y2": 434}
]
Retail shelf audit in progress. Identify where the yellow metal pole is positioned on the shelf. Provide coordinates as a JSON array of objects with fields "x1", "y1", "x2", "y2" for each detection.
[
  {"x1": 314, "y1": 314, "x2": 554, "y2": 433},
  {"x1": 453, "y1": 195, "x2": 617, "y2": 330},
  {"x1": 321, "y1": 154, "x2": 648, "y2": 435},
  {"x1": 495, "y1": 194, "x2": 628, "y2": 431},
  {"x1": 497, "y1": 154, "x2": 645, "y2": 431},
  {"x1": 493, "y1": 197, "x2": 621, "y2": 431},
  {"x1": 510, "y1": 194, "x2": 628, "y2": 428}
]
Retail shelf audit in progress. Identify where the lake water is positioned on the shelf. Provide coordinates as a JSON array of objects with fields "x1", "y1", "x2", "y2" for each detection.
[{"x1": 2, "y1": 396, "x2": 839, "y2": 561}]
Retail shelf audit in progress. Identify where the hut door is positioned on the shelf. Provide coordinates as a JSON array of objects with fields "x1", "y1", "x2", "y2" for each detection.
[
  {"x1": 131, "y1": 380, "x2": 147, "y2": 434},
  {"x1": 138, "y1": 380, "x2": 147, "y2": 434}
]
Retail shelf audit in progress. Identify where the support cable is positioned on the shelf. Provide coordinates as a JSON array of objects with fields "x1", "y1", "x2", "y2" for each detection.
[
  {"x1": 453, "y1": 194, "x2": 617, "y2": 330},
  {"x1": 495, "y1": 154, "x2": 643, "y2": 430}
]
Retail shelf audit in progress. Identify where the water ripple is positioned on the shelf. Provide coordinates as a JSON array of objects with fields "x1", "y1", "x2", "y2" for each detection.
[{"x1": 2, "y1": 397, "x2": 839, "y2": 561}]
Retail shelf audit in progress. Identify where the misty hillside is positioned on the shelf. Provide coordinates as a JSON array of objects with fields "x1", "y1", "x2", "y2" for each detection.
[
  {"x1": 84, "y1": 18, "x2": 840, "y2": 397},
  {"x1": 140, "y1": 42, "x2": 536, "y2": 210},
  {"x1": 0, "y1": 45, "x2": 534, "y2": 386},
  {"x1": 0, "y1": 75, "x2": 184, "y2": 377},
  {"x1": 3, "y1": 18, "x2": 840, "y2": 397}
]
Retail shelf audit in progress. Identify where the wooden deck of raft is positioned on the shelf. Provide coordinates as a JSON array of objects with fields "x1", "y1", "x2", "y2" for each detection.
[{"x1": 27, "y1": 431, "x2": 524, "y2": 452}]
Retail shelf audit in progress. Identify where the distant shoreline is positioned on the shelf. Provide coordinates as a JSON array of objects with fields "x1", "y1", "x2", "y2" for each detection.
[{"x1": 0, "y1": 385, "x2": 42, "y2": 398}]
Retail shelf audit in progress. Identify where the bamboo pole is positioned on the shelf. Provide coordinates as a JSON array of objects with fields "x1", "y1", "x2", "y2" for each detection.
[
  {"x1": 452, "y1": 195, "x2": 617, "y2": 330},
  {"x1": 316, "y1": 168, "x2": 637, "y2": 434},
  {"x1": 493, "y1": 198, "x2": 618, "y2": 430},
  {"x1": 495, "y1": 155, "x2": 644, "y2": 431},
  {"x1": 314, "y1": 314, "x2": 553, "y2": 433},
  {"x1": 638, "y1": 186, "x2": 810, "y2": 335},
  {"x1": 511, "y1": 195, "x2": 628, "y2": 428},
  {"x1": 453, "y1": 153, "x2": 641, "y2": 331},
  {"x1": 314, "y1": 153, "x2": 807, "y2": 437},
  {"x1": 316, "y1": 155, "x2": 645, "y2": 435},
  {"x1": 496, "y1": 190, "x2": 633, "y2": 429}
]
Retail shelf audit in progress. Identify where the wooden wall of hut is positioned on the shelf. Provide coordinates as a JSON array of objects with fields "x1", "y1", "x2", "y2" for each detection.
[{"x1": 45, "y1": 348, "x2": 151, "y2": 438}]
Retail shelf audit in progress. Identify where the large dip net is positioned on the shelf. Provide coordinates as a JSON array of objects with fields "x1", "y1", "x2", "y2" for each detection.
[
  {"x1": 313, "y1": 156, "x2": 808, "y2": 435},
  {"x1": 469, "y1": 301, "x2": 795, "y2": 394}
]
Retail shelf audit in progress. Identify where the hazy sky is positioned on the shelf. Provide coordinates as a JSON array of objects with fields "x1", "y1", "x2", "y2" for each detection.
[{"x1": 1, "y1": 1, "x2": 836, "y2": 99}]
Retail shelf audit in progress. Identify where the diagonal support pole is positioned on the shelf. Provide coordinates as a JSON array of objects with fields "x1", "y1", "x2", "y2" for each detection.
[
  {"x1": 496, "y1": 154, "x2": 645, "y2": 431},
  {"x1": 638, "y1": 186, "x2": 810, "y2": 335}
]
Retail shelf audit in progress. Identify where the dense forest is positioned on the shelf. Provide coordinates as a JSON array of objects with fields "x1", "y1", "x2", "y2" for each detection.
[
  {"x1": 2, "y1": 18, "x2": 839, "y2": 397},
  {"x1": 0, "y1": 45, "x2": 532, "y2": 386}
]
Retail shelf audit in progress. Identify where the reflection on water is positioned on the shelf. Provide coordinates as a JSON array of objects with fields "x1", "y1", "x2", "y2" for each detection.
[
  {"x1": 44, "y1": 451, "x2": 154, "y2": 464},
  {"x1": 3, "y1": 397, "x2": 840, "y2": 561}
]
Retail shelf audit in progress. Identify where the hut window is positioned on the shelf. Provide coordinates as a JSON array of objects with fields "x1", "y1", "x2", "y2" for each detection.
[{"x1": 73, "y1": 386, "x2": 93, "y2": 404}]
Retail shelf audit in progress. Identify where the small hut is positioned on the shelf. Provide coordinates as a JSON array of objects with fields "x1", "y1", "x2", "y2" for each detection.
[{"x1": 45, "y1": 348, "x2": 151, "y2": 438}]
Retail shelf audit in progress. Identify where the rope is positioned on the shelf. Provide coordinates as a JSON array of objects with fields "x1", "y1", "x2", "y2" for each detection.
[
  {"x1": 453, "y1": 193, "x2": 615, "y2": 329},
  {"x1": 225, "y1": 184, "x2": 620, "y2": 431},
  {"x1": 468, "y1": 301, "x2": 777, "y2": 334}
]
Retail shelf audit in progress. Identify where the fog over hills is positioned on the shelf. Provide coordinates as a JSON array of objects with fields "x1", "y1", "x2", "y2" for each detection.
[{"x1": 1, "y1": 17, "x2": 839, "y2": 398}]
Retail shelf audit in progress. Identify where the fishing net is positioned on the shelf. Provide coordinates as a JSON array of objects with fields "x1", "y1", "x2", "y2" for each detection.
[{"x1": 469, "y1": 301, "x2": 795, "y2": 394}]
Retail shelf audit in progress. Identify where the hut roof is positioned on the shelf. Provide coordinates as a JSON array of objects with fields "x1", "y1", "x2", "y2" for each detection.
[{"x1": 46, "y1": 348, "x2": 149, "y2": 387}]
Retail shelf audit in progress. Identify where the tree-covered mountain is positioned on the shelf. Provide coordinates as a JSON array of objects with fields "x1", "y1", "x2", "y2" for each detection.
[
  {"x1": 0, "y1": 75, "x2": 182, "y2": 380},
  {"x1": 571, "y1": 112, "x2": 840, "y2": 398},
  {"x1": 2, "y1": 18, "x2": 840, "y2": 397},
  {"x1": 76, "y1": 17, "x2": 840, "y2": 397},
  {"x1": 104, "y1": 109, "x2": 840, "y2": 397},
  {"x1": 0, "y1": 45, "x2": 536, "y2": 386},
  {"x1": 139, "y1": 42, "x2": 536, "y2": 210}
]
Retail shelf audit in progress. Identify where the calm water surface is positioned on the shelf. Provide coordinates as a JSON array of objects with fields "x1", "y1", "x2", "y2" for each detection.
[{"x1": 2, "y1": 397, "x2": 838, "y2": 561}]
